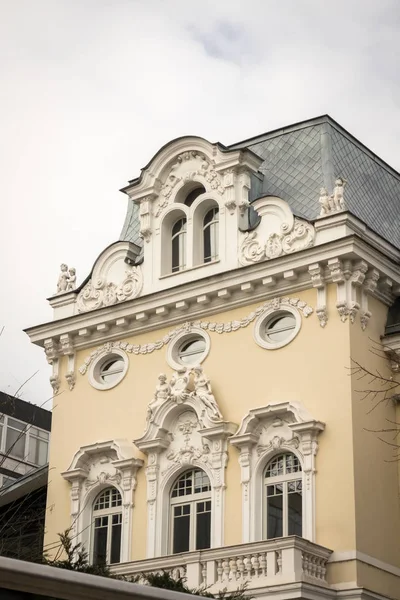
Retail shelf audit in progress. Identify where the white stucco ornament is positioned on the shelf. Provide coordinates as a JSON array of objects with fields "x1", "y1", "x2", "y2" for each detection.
[
  {"x1": 318, "y1": 177, "x2": 346, "y2": 217},
  {"x1": 239, "y1": 197, "x2": 315, "y2": 266},
  {"x1": 146, "y1": 366, "x2": 223, "y2": 426},
  {"x1": 77, "y1": 267, "x2": 143, "y2": 313},
  {"x1": 56, "y1": 264, "x2": 76, "y2": 294}
]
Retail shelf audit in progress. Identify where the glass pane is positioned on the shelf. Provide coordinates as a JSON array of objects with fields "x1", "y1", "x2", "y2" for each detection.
[
  {"x1": 172, "y1": 234, "x2": 180, "y2": 272},
  {"x1": 93, "y1": 517, "x2": 108, "y2": 565},
  {"x1": 266, "y1": 315, "x2": 296, "y2": 342},
  {"x1": 173, "y1": 507, "x2": 190, "y2": 553},
  {"x1": 8, "y1": 419, "x2": 25, "y2": 431},
  {"x1": 6, "y1": 428, "x2": 25, "y2": 459},
  {"x1": 288, "y1": 487, "x2": 302, "y2": 536},
  {"x1": 196, "y1": 502, "x2": 211, "y2": 550},
  {"x1": 179, "y1": 339, "x2": 206, "y2": 364},
  {"x1": 267, "y1": 494, "x2": 283, "y2": 539},
  {"x1": 265, "y1": 455, "x2": 284, "y2": 478},
  {"x1": 110, "y1": 517, "x2": 122, "y2": 564},
  {"x1": 101, "y1": 359, "x2": 124, "y2": 383}
]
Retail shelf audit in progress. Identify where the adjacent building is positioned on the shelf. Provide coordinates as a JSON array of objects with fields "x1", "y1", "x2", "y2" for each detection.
[{"x1": 25, "y1": 115, "x2": 400, "y2": 599}]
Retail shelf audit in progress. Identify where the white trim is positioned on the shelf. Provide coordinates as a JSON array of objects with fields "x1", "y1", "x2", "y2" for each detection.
[
  {"x1": 254, "y1": 305, "x2": 301, "y2": 350},
  {"x1": 329, "y1": 550, "x2": 400, "y2": 578},
  {"x1": 166, "y1": 327, "x2": 210, "y2": 371},
  {"x1": 88, "y1": 349, "x2": 129, "y2": 391}
]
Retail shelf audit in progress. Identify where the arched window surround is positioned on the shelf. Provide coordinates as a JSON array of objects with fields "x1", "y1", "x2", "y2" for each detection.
[
  {"x1": 160, "y1": 206, "x2": 189, "y2": 276},
  {"x1": 192, "y1": 198, "x2": 220, "y2": 267},
  {"x1": 135, "y1": 391, "x2": 236, "y2": 558},
  {"x1": 230, "y1": 402, "x2": 325, "y2": 544},
  {"x1": 61, "y1": 440, "x2": 143, "y2": 564}
]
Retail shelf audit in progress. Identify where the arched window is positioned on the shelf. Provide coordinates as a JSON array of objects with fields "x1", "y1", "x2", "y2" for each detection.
[
  {"x1": 170, "y1": 469, "x2": 211, "y2": 554},
  {"x1": 171, "y1": 217, "x2": 187, "y2": 273},
  {"x1": 92, "y1": 487, "x2": 122, "y2": 565},
  {"x1": 264, "y1": 453, "x2": 302, "y2": 539},
  {"x1": 203, "y1": 207, "x2": 219, "y2": 263},
  {"x1": 184, "y1": 185, "x2": 206, "y2": 207}
]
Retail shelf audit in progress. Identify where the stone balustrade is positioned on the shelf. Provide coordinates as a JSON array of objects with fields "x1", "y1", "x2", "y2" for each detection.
[{"x1": 112, "y1": 536, "x2": 332, "y2": 593}]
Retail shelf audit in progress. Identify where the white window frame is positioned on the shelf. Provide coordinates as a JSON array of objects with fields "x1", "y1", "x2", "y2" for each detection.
[
  {"x1": 88, "y1": 349, "x2": 129, "y2": 391},
  {"x1": 263, "y1": 453, "x2": 303, "y2": 539},
  {"x1": 92, "y1": 487, "x2": 123, "y2": 565},
  {"x1": 171, "y1": 216, "x2": 187, "y2": 273},
  {"x1": 169, "y1": 469, "x2": 212, "y2": 554},
  {"x1": 0, "y1": 415, "x2": 49, "y2": 466},
  {"x1": 254, "y1": 306, "x2": 301, "y2": 350},
  {"x1": 202, "y1": 206, "x2": 219, "y2": 264},
  {"x1": 166, "y1": 327, "x2": 210, "y2": 371}
]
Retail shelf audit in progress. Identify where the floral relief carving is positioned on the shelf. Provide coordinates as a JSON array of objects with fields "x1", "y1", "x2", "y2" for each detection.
[
  {"x1": 76, "y1": 267, "x2": 143, "y2": 313},
  {"x1": 79, "y1": 296, "x2": 313, "y2": 374},
  {"x1": 155, "y1": 151, "x2": 224, "y2": 217},
  {"x1": 239, "y1": 218, "x2": 315, "y2": 266},
  {"x1": 85, "y1": 470, "x2": 122, "y2": 490}
]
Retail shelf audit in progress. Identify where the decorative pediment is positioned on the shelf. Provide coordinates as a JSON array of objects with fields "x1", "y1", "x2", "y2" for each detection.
[
  {"x1": 239, "y1": 197, "x2": 315, "y2": 265},
  {"x1": 76, "y1": 241, "x2": 143, "y2": 313}
]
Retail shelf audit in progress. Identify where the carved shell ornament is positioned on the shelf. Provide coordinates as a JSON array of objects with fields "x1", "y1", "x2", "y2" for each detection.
[
  {"x1": 79, "y1": 296, "x2": 313, "y2": 374},
  {"x1": 239, "y1": 218, "x2": 315, "y2": 266},
  {"x1": 76, "y1": 267, "x2": 143, "y2": 313}
]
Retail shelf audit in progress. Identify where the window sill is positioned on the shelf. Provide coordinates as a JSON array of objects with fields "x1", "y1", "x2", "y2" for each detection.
[{"x1": 160, "y1": 259, "x2": 220, "y2": 280}]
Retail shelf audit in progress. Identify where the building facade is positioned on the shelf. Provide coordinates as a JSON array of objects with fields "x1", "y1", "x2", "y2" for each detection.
[
  {"x1": 25, "y1": 116, "x2": 400, "y2": 599},
  {"x1": 0, "y1": 393, "x2": 51, "y2": 489}
]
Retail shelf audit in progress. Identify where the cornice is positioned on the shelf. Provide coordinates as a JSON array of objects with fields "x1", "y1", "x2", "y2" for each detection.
[{"x1": 25, "y1": 234, "x2": 400, "y2": 353}]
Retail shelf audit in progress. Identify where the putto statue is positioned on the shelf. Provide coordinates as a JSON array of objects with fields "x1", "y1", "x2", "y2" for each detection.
[
  {"x1": 56, "y1": 264, "x2": 77, "y2": 294},
  {"x1": 319, "y1": 178, "x2": 346, "y2": 217}
]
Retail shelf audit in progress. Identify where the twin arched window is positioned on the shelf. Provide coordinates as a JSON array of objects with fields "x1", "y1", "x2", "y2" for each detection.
[
  {"x1": 92, "y1": 488, "x2": 122, "y2": 565},
  {"x1": 170, "y1": 203, "x2": 219, "y2": 274}
]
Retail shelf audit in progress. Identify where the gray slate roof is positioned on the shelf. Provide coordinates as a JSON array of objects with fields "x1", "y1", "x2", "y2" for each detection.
[{"x1": 121, "y1": 115, "x2": 400, "y2": 250}]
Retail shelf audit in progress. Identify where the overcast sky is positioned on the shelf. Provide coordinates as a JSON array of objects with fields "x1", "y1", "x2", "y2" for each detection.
[{"x1": 1, "y1": 0, "x2": 399, "y2": 407}]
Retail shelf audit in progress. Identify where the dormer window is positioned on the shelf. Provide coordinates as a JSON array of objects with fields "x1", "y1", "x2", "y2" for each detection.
[
  {"x1": 171, "y1": 217, "x2": 187, "y2": 273},
  {"x1": 203, "y1": 207, "x2": 219, "y2": 263}
]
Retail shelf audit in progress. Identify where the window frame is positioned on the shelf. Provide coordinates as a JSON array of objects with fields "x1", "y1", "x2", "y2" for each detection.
[
  {"x1": 91, "y1": 487, "x2": 123, "y2": 566},
  {"x1": 171, "y1": 216, "x2": 187, "y2": 273},
  {"x1": 202, "y1": 206, "x2": 219, "y2": 263},
  {"x1": 254, "y1": 306, "x2": 301, "y2": 350},
  {"x1": 263, "y1": 453, "x2": 303, "y2": 540},
  {"x1": 88, "y1": 349, "x2": 129, "y2": 391},
  {"x1": 166, "y1": 328, "x2": 210, "y2": 371},
  {"x1": 0, "y1": 415, "x2": 49, "y2": 466},
  {"x1": 169, "y1": 469, "x2": 212, "y2": 554}
]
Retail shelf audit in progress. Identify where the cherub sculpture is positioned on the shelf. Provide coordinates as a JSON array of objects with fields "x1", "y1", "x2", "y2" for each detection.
[
  {"x1": 57, "y1": 264, "x2": 69, "y2": 293},
  {"x1": 192, "y1": 366, "x2": 223, "y2": 421},
  {"x1": 66, "y1": 267, "x2": 77, "y2": 291},
  {"x1": 318, "y1": 188, "x2": 330, "y2": 216},
  {"x1": 333, "y1": 177, "x2": 345, "y2": 211}
]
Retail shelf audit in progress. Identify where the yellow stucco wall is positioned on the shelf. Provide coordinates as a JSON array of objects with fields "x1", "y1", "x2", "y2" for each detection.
[
  {"x1": 45, "y1": 284, "x2": 363, "y2": 564},
  {"x1": 350, "y1": 295, "x2": 400, "y2": 570}
]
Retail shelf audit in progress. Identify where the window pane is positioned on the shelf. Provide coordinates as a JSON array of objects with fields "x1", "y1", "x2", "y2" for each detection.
[
  {"x1": 266, "y1": 315, "x2": 296, "y2": 342},
  {"x1": 196, "y1": 501, "x2": 211, "y2": 550},
  {"x1": 101, "y1": 358, "x2": 124, "y2": 383},
  {"x1": 173, "y1": 506, "x2": 190, "y2": 553},
  {"x1": 110, "y1": 515, "x2": 122, "y2": 564},
  {"x1": 267, "y1": 494, "x2": 283, "y2": 539},
  {"x1": 93, "y1": 517, "x2": 108, "y2": 565},
  {"x1": 288, "y1": 486, "x2": 302, "y2": 536},
  {"x1": 179, "y1": 339, "x2": 206, "y2": 364},
  {"x1": 8, "y1": 419, "x2": 25, "y2": 431},
  {"x1": 5, "y1": 428, "x2": 25, "y2": 459}
]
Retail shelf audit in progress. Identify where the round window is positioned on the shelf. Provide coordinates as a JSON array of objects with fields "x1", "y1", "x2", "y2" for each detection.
[
  {"x1": 254, "y1": 308, "x2": 301, "y2": 350},
  {"x1": 88, "y1": 350, "x2": 128, "y2": 390},
  {"x1": 167, "y1": 329, "x2": 210, "y2": 370}
]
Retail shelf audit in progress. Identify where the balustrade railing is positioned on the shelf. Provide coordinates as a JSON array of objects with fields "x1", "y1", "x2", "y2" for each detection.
[{"x1": 112, "y1": 536, "x2": 332, "y2": 592}]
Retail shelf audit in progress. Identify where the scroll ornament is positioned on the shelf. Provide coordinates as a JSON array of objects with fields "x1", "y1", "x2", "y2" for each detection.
[
  {"x1": 76, "y1": 267, "x2": 143, "y2": 313},
  {"x1": 239, "y1": 218, "x2": 315, "y2": 266}
]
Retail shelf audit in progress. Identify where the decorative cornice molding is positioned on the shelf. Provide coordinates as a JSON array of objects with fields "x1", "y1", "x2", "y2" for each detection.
[{"x1": 78, "y1": 296, "x2": 313, "y2": 375}]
